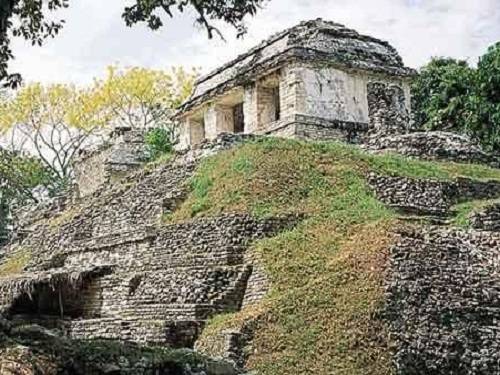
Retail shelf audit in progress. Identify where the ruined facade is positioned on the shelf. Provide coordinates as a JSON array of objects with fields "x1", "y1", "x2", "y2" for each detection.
[
  {"x1": 73, "y1": 126, "x2": 148, "y2": 197},
  {"x1": 1, "y1": 19, "x2": 500, "y2": 375},
  {"x1": 0, "y1": 135, "x2": 300, "y2": 355},
  {"x1": 176, "y1": 19, "x2": 415, "y2": 149}
]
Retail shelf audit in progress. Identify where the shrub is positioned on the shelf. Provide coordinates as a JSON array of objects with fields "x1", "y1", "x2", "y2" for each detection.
[
  {"x1": 144, "y1": 126, "x2": 175, "y2": 161},
  {"x1": 412, "y1": 44, "x2": 500, "y2": 152}
]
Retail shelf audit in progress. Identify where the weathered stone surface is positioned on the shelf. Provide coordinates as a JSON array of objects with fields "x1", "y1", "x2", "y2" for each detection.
[
  {"x1": 179, "y1": 18, "x2": 414, "y2": 114},
  {"x1": 367, "y1": 173, "x2": 500, "y2": 216},
  {"x1": 470, "y1": 202, "x2": 500, "y2": 231},
  {"x1": 74, "y1": 127, "x2": 148, "y2": 198},
  {"x1": 176, "y1": 19, "x2": 414, "y2": 150},
  {"x1": 385, "y1": 225, "x2": 500, "y2": 374},
  {"x1": 366, "y1": 131, "x2": 499, "y2": 165},
  {"x1": 0, "y1": 136, "x2": 301, "y2": 350}
]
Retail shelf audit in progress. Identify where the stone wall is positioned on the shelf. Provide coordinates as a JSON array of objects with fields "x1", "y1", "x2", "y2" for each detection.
[
  {"x1": 470, "y1": 202, "x2": 500, "y2": 231},
  {"x1": 5, "y1": 213, "x2": 299, "y2": 347},
  {"x1": 73, "y1": 128, "x2": 148, "y2": 198},
  {"x1": 205, "y1": 105, "x2": 235, "y2": 140},
  {"x1": 73, "y1": 145, "x2": 113, "y2": 198},
  {"x1": 0, "y1": 141, "x2": 301, "y2": 348},
  {"x1": 178, "y1": 19, "x2": 415, "y2": 116},
  {"x1": 294, "y1": 65, "x2": 370, "y2": 123},
  {"x1": 386, "y1": 225, "x2": 500, "y2": 374},
  {"x1": 365, "y1": 131, "x2": 498, "y2": 165},
  {"x1": 367, "y1": 81, "x2": 409, "y2": 135},
  {"x1": 367, "y1": 173, "x2": 500, "y2": 216},
  {"x1": 178, "y1": 61, "x2": 412, "y2": 150}
]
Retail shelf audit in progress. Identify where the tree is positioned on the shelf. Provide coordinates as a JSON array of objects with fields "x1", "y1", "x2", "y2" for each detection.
[
  {"x1": 0, "y1": 66, "x2": 196, "y2": 184},
  {"x1": 95, "y1": 65, "x2": 197, "y2": 145},
  {"x1": 0, "y1": 0, "x2": 69, "y2": 88},
  {"x1": 0, "y1": 83, "x2": 109, "y2": 182},
  {"x1": 122, "y1": 0, "x2": 266, "y2": 39},
  {"x1": 411, "y1": 57, "x2": 475, "y2": 132},
  {"x1": 468, "y1": 42, "x2": 500, "y2": 151},
  {"x1": 96, "y1": 66, "x2": 196, "y2": 128},
  {"x1": 0, "y1": 147, "x2": 55, "y2": 202},
  {"x1": 0, "y1": 147, "x2": 55, "y2": 244},
  {"x1": 0, "y1": 0, "x2": 266, "y2": 87},
  {"x1": 411, "y1": 48, "x2": 500, "y2": 152}
]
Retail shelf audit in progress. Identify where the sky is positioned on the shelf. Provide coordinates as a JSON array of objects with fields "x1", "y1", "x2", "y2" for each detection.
[{"x1": 9, "y1": 0, "x2": 500, "y2": 85}]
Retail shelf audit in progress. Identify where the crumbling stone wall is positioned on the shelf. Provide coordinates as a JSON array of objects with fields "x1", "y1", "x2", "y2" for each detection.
[
  {"x1": 176, "y1": 19, "x2": 415, "y2": 150},
  {"x1": 204, "y1": 105, "x2": 235, "y2": 140},
  {"x1": 73, "y1": 128, "x2": 148, "y2": 198},
  {"x1": 4, "y1": 213, "x2": 299, "y2": 347},
  {"x1": 365, "y1": 131, "x2": 498, "y2": 166},
  {"x1": 73, "y1": 145, "x2": 113, "y2": 198},
  {"x1": 367, "y1": 81, "x2": 409, "y2": 135},
  {"x1": 386, "y1": 226, "x2": 500, "y2": 374},
  {"x1": 367, "y1": 173, "x2": 500, "y2": 216},
  {"x1": 0, "y1": 136, "x2": 302, "y2": 349},
  {"x1": 470, "y1": 203, "x2": 500, "y2": 231}
]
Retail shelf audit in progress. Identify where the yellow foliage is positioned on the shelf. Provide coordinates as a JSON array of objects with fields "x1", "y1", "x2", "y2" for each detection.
[
  {"x1": 0, "y1": 65, "x2": 198, "y2": 133},
  {"x1": 92, "y1": 65, "x2": 198, "y2": 128},
  {"x1": 0, "y1": 82, "x2": 108, "y2": 132}
]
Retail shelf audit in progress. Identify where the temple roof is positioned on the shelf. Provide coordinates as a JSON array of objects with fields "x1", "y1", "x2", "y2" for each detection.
[{"x1": 178, "y1": 19, "x2": 416, "y2": 115}]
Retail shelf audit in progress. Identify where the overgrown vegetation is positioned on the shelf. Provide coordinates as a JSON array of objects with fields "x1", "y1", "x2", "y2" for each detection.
[
  {"x1": 412, "y1": 43, "x2": 500, "y2": 151},
  {"x1": 0, "y1": 249, "x2": 31, "y2": 277},
  {"x1": 172, "y1": 138, "x2": 500, "y2": 374},
  {"x1": 451, "y1": 198, "x2": 500, "y2": 227},
  {"x1": 0, "y1": 331, "x2": 216, "y2": 374},
  {"x1": 171, "y1": 139, "x2": 500, "y2": 221},
  {"x1": 144, "y1": 127, "x2": 176, "y2": 162}
]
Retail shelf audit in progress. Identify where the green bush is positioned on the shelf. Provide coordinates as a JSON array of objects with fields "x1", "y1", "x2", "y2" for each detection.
[
  {"x1": 144, "y1": 127, "x2": 175, "y2": 161},
  {"x1": 467, "y1": 42, "x2": 500, "y2": 151},
  {"x1": 412, "y1": 43, "x2": 500, "y2": 152},
  {"x1": 411, "y1": 57, "x2": 474, "y2": 132}
]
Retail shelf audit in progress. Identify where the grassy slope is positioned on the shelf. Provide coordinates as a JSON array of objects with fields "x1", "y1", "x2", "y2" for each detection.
[{"x1": 169, "y1": 138, "x2": 500, "y2": 374}]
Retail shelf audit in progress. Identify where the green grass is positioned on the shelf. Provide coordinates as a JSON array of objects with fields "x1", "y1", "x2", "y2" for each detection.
[
  {"x1": 177, "y1": 138, "x2": 500, "y2": 374},
  {"x1": 169, "y1": 138, "x2": 500, "y2": 222},
  {"x1": 451, "y1": 198, "x2": 500, "y2": 227}
]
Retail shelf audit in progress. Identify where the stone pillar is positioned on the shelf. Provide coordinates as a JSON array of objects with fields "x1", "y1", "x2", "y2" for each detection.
[
  {"x1": 177, "y1": 120, "x2": 191, "y2": 150},
  {"x1": 367, "y1": 82, "x2": 409, "y2": 135},
  {"x1": 204, "y1": 104, "x2": 235, "y2": 140},
  {"x1": 257, "y1": 86, "x2": 278, "y2": 127},
  {"x1": 243, "y1": 84, "x2": 258, "y2": 133},
  {"x1": 188, "y1": 118, "x2": 205, "y2": 145},
  {"x1": 243, "y1": 83, "x2": 279, "y2": 133}
]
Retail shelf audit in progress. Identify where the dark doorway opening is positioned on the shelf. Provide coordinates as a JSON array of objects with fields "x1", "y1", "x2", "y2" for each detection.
[
  {"x1": 10, "y1": 285, "x2": 85, "y2": 319},
  {"x1": 272, "y1": 86, "x2": 281, "y2": 121},
  {"x1": 233, "y1": 103, "x2": 245, "y2": 133}
]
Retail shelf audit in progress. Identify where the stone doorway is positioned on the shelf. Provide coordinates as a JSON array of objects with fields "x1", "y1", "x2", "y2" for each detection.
[{"x1": 233, "y1": 103, "x2": 245, "y2": 133}]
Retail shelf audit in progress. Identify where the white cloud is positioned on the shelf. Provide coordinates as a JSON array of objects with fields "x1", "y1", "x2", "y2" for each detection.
[{"x1": 9, "y1": 0, "x2": 500, "y2": 85}]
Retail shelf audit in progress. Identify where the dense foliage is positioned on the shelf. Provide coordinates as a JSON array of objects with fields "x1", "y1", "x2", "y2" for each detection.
[
  {"x1": 0, "y1": 148, "x2": 56, "y2": 243},
  {"x1": 412, "y1": 43, "x2": 500, "y2": 152},
  {"x1": 144, "y1": 127, "x2": 175, "y2": 161},
  {"x1": 0, "y1": 0, "x2": 265, "y2": 87}
]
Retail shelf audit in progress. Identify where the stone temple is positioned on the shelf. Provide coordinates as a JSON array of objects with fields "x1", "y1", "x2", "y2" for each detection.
[{"x1": 176, "y1": 18, "x2": 416, "y2": 149}]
